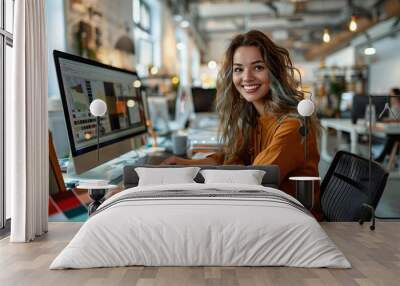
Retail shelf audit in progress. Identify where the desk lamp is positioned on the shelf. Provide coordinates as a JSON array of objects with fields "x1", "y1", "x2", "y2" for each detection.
[
  {"x1": 291, "y1": 94, "x2": 318, "y2": 210},
  {"x1": 297, "y1": 93, "x2": 315, "y2": 160},
  {"x1": 89, "y1": 99, "x2": 107, "y2": 160}
]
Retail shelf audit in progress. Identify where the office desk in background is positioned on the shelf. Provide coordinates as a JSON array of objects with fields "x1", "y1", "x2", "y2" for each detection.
[
  {"x1": 321, "y1": 119, "x2": 367, "y2": 162},
  {"x1": 321, "y1": 118, "x2": 400, "y2": 161},
  {"x1": 320, "y1": 119, "x2": 400, "y2": 177}
]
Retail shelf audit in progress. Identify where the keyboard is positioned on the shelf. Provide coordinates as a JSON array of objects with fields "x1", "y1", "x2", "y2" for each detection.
[{"x1": 136, "y1": 154, "x2": 170, "y2": 165}]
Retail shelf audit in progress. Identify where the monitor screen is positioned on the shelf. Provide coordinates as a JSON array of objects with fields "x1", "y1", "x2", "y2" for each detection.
[
  {"x1": 191, "y1": 87, "x2": 216, "y2": 113},
  {"x1": 147, "y1": 96, "x2": 171, "y2": 133},
  {"x1": 351, "y1": 95, "x2": 388, "y2": 124},
  {"x1": 340, "y1": 92, "x2": 354, "y2": 112},
  {"x1": 54, "y1": 50, "x2": 147, "y2": 174},
  {"x1": 339, "y1": 92, "x2": 354, "y2": 118},
  {"x1": 173, "y1": 86, "x2": 194, "y2": 130}
]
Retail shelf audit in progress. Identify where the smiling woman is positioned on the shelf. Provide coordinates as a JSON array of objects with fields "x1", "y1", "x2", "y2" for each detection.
[
  {"x1": 232, "y1": 46, "x2": 271, "y2": 115},
  {"x1": 162, "y1": 30, "x2": 320, "y2": 216}
]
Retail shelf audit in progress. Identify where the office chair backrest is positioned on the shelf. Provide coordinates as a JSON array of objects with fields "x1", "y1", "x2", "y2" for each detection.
[{"x1": 320, "y1": 151, "x2": 388, "y2": 221}]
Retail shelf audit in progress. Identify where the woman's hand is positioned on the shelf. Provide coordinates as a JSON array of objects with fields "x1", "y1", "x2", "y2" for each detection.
[{"x1": 161, "y1": 156, "x2": 182, "y2": 165}]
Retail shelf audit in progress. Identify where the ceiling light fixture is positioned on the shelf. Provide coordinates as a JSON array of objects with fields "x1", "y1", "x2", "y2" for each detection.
[
  {"x1": 180, "y1": 20, "x2": 190, "y2": 28},
  {"x1": 364, "y1": 32, "x2": 376, "y2": 56},
  {"x1": 150, "y1": 66, "x2": 159, "y2": 75},
  {"x1": 133, "y1": 80, "x2": 141, "y2": 88},
  {"x1": 171, "y1": 76, "x2": 179, "y2": 85},
  {"x1": 126, "y1": 99, "x2": 136, "y2": 108},
  {"x1": 208, "y1": 60, "x2": 217, "y2": 70},
  {"x1": 176, "y1": 42, "x2": 184, "y2": 50},
  {"x1": 173, "y1": 15, "x2": 183, "y2": 22},
  {"x1": 349, "y1": 16, "x2": 357, "y2": 32},
  {"x1": 364, "y1": 46, "x2": 376, "y2": 55},
  {"x1": 323, "y1": 28, "x2": 331, "y2": 43}
]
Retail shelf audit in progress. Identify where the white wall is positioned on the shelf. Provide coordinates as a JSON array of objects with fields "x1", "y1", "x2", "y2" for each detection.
[
  {"x1": 46, "y1": 0, "x2": 67, "y2": 98},
  {"x1": 177, "y1": 28, "x2": 189, "y2": 85},
  {"x1": 191, "y1": 46, "x2": 201, "y2": 85},
  {"x1": 368, "y1": 34, "x2": 400, "y2": 94},
  {"x1": 325, "y1": 45, "x2": 355, "y2": 67},
  {"x1": 199, "y1": 65, "x2": 219, "y2": 88},
  {"x1": 161, "y1": 3, "x2": 179, "y2": 75},
  {"x1": 294, "y1": 61, "x2": 319, "y2": 84},
  {"x1": 46, "y1": 0, "x2": 70, "y2": 158},
  {"x1": 159, "y1": 2, "x2": 202, "y2": 85},
  {"x1": 198, "y1": 34, "x2": 222, "y2": 88},
  {"x1": 324, "y1": 18, "x2": 400, "y2": 94},
  {"x1": 185, "y1": 34, "x2": 196, "y2": 85},
  {"x1": 151, "y1": 0, "x2": 162, "y2": 69},
  {"x1": 206, "y1": 32, "x2": 236, "y2": 64}
]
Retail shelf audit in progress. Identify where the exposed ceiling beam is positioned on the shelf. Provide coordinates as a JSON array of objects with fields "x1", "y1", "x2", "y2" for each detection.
[
  {"x1": 166, "y1": 0, "x2": 209, "y2": 52},
  {"x1": 201, "y1": 22, "x2": 342, "y2": 34},
  {"x1": 304, "y1": 18, "x2": 376, "y2": 60},
  {"x1": 304, "y1": 0, "x2": 400, "y2": 60},
  {"x1": 199, "y1": 9, "x2": 343, "y2": 21},
  {"x1": 383, "y1": 0, "x2": 400, "y2": 17}
]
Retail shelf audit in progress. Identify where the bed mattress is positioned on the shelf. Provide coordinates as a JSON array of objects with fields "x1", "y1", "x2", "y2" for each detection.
[{"x1": 50, "y1": 183, "x2": 351, "y2": 269}]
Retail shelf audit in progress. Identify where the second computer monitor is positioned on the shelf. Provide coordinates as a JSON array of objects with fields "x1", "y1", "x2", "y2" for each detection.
[
  {"x1": 351, "y1": 94, "x2": 388, "y2": 124},
  {"x1": 191, "y1": 87, "x2": 217, "y2": 113}
]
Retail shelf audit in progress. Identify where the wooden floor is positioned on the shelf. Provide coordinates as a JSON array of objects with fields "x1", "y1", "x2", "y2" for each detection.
[{"x1": 0, "y1": 222, "x2": 399, "y2": 286}]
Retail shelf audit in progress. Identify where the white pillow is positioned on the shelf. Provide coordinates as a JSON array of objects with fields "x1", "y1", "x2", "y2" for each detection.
[
  {"x1": 200, "y1": 169, "x2": 266, "y2": 185},
  {"x1": 135, "y1": 167, "x2": 201, "y2": 186}
]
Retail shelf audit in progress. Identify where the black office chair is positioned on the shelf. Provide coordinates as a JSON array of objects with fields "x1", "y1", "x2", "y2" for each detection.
[{"x1": 320, "y1": 151, "x2": 388, "y2": 230}]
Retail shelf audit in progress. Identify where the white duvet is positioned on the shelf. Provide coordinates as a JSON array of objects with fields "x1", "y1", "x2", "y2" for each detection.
[{"x1": 50, "y1": 183, "x2": 351, "y2": 269}]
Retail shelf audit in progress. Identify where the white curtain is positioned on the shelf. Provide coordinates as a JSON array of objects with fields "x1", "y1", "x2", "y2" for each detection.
[{"x1": 8, "y1": 0, "x2": 48, "y2": 242}]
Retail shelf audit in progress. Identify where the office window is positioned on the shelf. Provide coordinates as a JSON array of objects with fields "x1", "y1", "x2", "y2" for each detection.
[
  {"x1": 5, "y1": 0, "x2": 13, "y2": 33},
  {"x1": 1, "y1": 0, "x2": 14, "y2": 229},
  {"x1": 133, "y1": 0, "x2": 154, "y2": 76},
  {"x1": 133, "y1": 0, "x2": 151, "y2": 34},
  {"x1": 176, "y1": 29, "x2": 189, "y2": 86}
]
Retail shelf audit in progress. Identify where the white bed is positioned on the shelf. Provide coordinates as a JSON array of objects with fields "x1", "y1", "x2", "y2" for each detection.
[{"x1": 50, "y1": 183, "x2": 351, "y2": 269}]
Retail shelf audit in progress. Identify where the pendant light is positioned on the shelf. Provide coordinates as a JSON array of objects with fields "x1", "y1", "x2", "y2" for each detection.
[
  {"x1": 349, "y1": 16, "x2": 357, "y2": 32},
  {"x1": 323, "y1": 28, "x2": 331, "y2": 43}
]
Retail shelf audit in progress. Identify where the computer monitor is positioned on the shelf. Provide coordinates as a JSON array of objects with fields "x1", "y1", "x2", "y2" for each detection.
[
  {"x1": 147, "y1": 96, "x2": 171, "y2": 133},
  {"x1": 54, "y1": 50, "x2": 147, "y2": 174},
  {"x1": 340, "y1": 92, "x2": 354, "y2": 118},
  {"x1": 191, "y1": 87, "x2": 217, "y2": 113},
  {"x1": 173, "y1": 86, "x2": 194, "y2": 129},
  {"x1": 138, "y1": 85, "x2": 151, "y2": 124},
  {"x1": 351, "y1": 94, "x2": 388, "y2": 124}
]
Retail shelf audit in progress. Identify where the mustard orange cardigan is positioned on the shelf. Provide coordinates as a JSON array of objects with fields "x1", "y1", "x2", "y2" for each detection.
[{"x1": 209, "y1": 113, "x2": 320, "y2": 202}]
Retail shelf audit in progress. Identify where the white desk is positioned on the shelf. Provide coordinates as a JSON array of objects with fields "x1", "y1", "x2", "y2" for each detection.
[
  {"x1": 320, "y1": 118, "x2": 400, "y2": 162},
  {"x1": 321, "y1": 119, "x2": 366, "y2": 162}
]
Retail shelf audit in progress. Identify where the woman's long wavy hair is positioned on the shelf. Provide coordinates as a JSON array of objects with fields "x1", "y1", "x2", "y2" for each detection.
[{"x1": 216, "y1": 30, "x2": 315, "y2": 163}]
